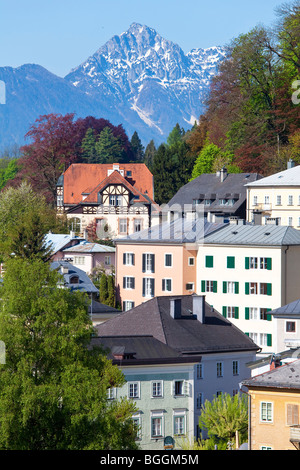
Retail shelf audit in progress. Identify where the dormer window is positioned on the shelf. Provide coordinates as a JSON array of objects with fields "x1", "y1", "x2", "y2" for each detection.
[
  {"x1": 109, "y1": 194, "x2": 122, "y2": 206},
  {"x1": 70, "y1": 275, "x2": 79, "y2": 284}
]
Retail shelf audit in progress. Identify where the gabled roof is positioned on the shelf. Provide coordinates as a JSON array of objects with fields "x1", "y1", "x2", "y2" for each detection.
[
  {"x1": 270, "y1": 298, "x2": 300, "y2": 317},
  {"x1": 242, "y1": 359, "x2": 300, "y2": 390},
  {"x1": 61, "y1": 163, "x2": 154, "y2": 205},
  {"x1": 245, "y1": 164, "x2": 300, "y2": 187},
  {"x1": 82, "y1": 170, "x2": 152, "y2": 205},
  {"x1": 167, "y1": 172, "x2": 262, "y2": 211},
  {"x1": 115, "y1": 217, "x2": 228, "y2": 244},
  {"x1": 63, "y1": 240, "x2": 115, "y2": 253},
  {"x1": 203, "y1": 223, "x2": 300, "y2": 246},
  {"x1": 95, "y1": 295, "x2": 259, "y2": 356}
]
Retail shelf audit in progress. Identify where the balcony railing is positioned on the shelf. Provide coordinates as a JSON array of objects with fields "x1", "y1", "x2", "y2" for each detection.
[
  {"x1": 290, "y1": 425, "x2": 300, "y2": 449},
  {"x1": 253, "y1": 203, "x2": 272, "y2": 212}
]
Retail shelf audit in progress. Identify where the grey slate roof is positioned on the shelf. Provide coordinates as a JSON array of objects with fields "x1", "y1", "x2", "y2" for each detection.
[
  {"x1": 116, "y1": 218, "x2": 227, "y2": 244},
  {"x1": 167, "y1": 172, "x2": 262, "y2": 213},
  {"x1": 270, "y1": 298, "x2": 300, "y2": 317},
  {"x1": 44, "y1": 232, "x2": 84, "y2": 254},
  {"x1": 203, "y1": 223, "x2": 300, "y2": 246},
  {"x1": 242, "y1": 359, "x2": 300, "y2": 390},
  {"x1": 95, "y1": 295, "x2": 259, "y2": 356},
  {"x1": 50, "y1": 260, "x2": 99, "y2": 294},
  {"x1": 63, "y1": 241, "x2": 115, "y2": 253},
  {"x1": 245, "y1": 164, "x2": 300, "y2": 187},
  {"x1": 91, "y1": 335, "x2": 199, "y2": 365}
]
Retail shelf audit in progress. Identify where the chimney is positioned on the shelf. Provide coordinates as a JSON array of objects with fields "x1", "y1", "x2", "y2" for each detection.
[
  {"x1": 270, "y1": 354, "x2": 281, "y2": 370},
  {"x1": 287, "y1": 159, "x2": 295, "y2": 169},
  {"x1": 170, "y1": 298, "x2": 181, "y2": 319},
  {"x1": 253, "y1": 211, "x2": 262, "y2": 225},
  {"x1": 193, "y1": 295, "x2": 205, "y2": 323},
  {"x1": 220, "y1": 167, "x2": 227, "y2": 183}
]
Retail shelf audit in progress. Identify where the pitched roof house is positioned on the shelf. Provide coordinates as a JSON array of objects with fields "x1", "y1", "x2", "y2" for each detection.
[
  {"x1": 167, "y1": 169, "x2": 262, "y2": 222},
  {"x1": 56, "y1": 163, "x2": 157, "y2": 238},
  {"x1": 242, "y1": 359, "x2": 300, "y2": 450},
  {"x1": 95, "y1": 294, "x2": 259, "y2": 444}
]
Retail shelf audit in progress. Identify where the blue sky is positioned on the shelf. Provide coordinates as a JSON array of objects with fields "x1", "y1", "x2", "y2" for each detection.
[{"x1": 1, "y1": 0, "x2": 283, "y2": 77}]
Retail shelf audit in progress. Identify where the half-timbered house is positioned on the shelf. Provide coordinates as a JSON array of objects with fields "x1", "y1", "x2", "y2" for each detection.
[{"x1": 56, "y1": 163, "x2": 158, "y2": 238}]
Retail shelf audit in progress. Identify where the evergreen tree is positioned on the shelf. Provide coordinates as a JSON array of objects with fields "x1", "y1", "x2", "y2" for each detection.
[
  {"x1": 130, "y1": 131, "x2": 144, "y2": 162},
  {"x1": 99, "y1": 273, "x2": 108, "y2": 304},
  {"x1": 81, "y1": 128, "x2": 97, "y2": 163},
  {"x1": 151, "y1": 144, "x2": 177, "y2": 205},
  {"x1": 144, "y1": 140, "x2": 157, "y2": 168},
  {"x1": 95, "y1": 127, "x2": 124, "y2": 163},
  {"x1": 106, "y1": 274, "x2": 116, "y2": 308},
  {"x1": 167, "y1": 123, "x2": 185, "y2": 147}
]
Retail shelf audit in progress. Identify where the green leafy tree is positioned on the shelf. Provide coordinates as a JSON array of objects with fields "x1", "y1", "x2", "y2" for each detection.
[
  {"x1": 199, "y1": 393, "x2": 248, "y2": 447},
  {"x1": 0, "y1": 258, "x2": 138, "y2": 450}
]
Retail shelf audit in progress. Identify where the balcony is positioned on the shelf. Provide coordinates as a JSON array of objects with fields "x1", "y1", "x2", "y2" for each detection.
[
  {"x1": 253, "y1": 203, "x2": 272, "y2": 212},
  {"x1": 290, "y1": 425, "x2": 300, "y2": 449}
]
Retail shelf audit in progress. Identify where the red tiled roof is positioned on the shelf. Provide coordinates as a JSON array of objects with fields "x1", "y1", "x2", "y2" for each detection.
[{"x1": 62, "y1": 163, "x2": 154, "y2": 205}]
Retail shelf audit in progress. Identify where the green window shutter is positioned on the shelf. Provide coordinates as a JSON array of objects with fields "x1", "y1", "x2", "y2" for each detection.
[
  {"x1": 227, "y1": 256, "x2": 235, "y2": 269},
  {"x1": 222, "y1": 307, "x2": 227, "y2": 318},
  {"x1": 267, "y1": 309, "x2": 272, "y2": 322},
  {"x1": 235, "y1": 282, "x2": 239, "y2": 294},
  {"x1": 235, "y1": 307, "x2": 239, "y2": 319},
  {"x1": 245, "y1": 257, "x2": 250, "y2": 270},
  {"x1": 245, "y1": 332, "x2": 250, "y2": 337},
  {"x1": 267, "y1": 334, "x2": 272, "y2": 347},
  {"x1": 267, "y1": 283, "x2": 272, "y2": 296},
  {"x1": 201, "y1": 280, "x2": 206, "y2": 293},
  {"x1": 245, "y1": 307, "x2": 250, "y2": 320},
  {"x1": 267, "y1": 258, "x2": 272, "y2": 271},
  {"x1": 245, "y1": 282, "x2": 250, "y2": 295},
  {"x1": 206, "y1": 256, "x2": 214, "y2": 268},
  {"x1": 223, "y1": 281, "x2": 227, "y2": 294},
  {"x1": 213, "y1": 281, "x2": 217, "y2": 293}
]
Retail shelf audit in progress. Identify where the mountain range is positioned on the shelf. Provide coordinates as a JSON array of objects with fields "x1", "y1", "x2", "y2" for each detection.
[{"x1": 0, "y1": 23, "x2": 226, "y2": 151}]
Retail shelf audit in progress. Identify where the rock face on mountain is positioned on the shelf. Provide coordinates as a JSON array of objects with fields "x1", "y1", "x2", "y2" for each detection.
[{"x1": 0, "y1": 23, "x2": 226, "y2": 150}]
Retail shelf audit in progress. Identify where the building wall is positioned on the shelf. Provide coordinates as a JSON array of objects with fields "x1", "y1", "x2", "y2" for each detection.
[
  {"x1": 248, "y1": 388, "x2": 300, "y2": 450},
  {"x1": 273, "y1": 316, "x2": 300, "y2": 353},
  {"x1": 247, "y1": 186, "x2": 300, "y2": 229},
  {"x1": 62, "y1": 251, "x2": 115, "y2": 275},
  {"x1": 196, "y1": 244, "x2": 285, "y2": 353},
  {"x1": 116, "y1": 243, "x2": 197, "y2": 309},
  {"x1": 114, "y1": 364, "x2": 195, "y2": 451}
]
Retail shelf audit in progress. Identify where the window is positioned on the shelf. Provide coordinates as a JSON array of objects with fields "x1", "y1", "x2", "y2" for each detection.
[
  {"x1": 174, "y1": 415, "x2": 185, "y2": 436},
  {"x1": 205, "y1": 256, "x2": 214, "y2": 268},
  {"x1": 245, "y1": 257, "x2": 272, "y2": 270},
  {"x1": 70, "y1": 275, "x2": 79, "y2": 284},
  {"x1": 288, "y1": 195, "x2": 294, "y2": 205},
  {"x1": 287, "y1": 404, "x2": 299, "y2": 426},
  {"x1": 217, "y1": 362, "x2": 223, "y2": 378},
  {"x1": 233, "y1": 361, "x2": 239, "y2": 376},
  {"x1": 260, "y1": 283, "x2": 272, "y2": 296},
  {"x1": 193, "y1": 199, "x2": 202, "y2": 206},
  {"x1": 250, "y1": 257, "x2": 258, "y2": 269},
  {"x1": 286, "y1": 321, "x2": 296, "y2": 332},
  {"x1": 260, "y1": 257, "x2": 272, "y2": 270},
  {"x1": 223, "y1": 281, "x2": 239, "y2": 294},
  {"x1": 250, "y1": 307, "x2": 258, "y2": 320},
  {"x1": 132, "y1": 414, "x2": 141, "y2": 440},
  {"x1": 123, "y1": 252, "x2": 135, "y2": 266},
  {"x1": 197, "y1": 393, "x2": 203, "y2": 409},
  {"x1": 74, "y1": 256, "x2": 85, "y2": 265},
  {"x1": 134, "y1": 219, "x2": 142, "y2": 232},
  {"x1": 142, "y1": 253, "x2": 155, "y2": 273},
  {"x1": 107, "y1": 388, "x2": 115, "y2": 400},
  {"x1": 289, "y1": 217, "x2": 293, "y2": 226},
  {"x1": 188, "y1": 257, "x2": 195, "y2": 266},
  {"x1": 123, "y1": 277, "x2": 135, "y2": 289},
  {"x1": 109, "y1": 194, "x2": 122, "y2": 206},
  {"x1": 143, "y1": 278, "x2": 155, "y2": 298},
  {"x1": 151, "y1": 381, "x2": 163, "y2": 398},
  {"x1": 123, "y1": 300, "x2": 135, "y2": 311},
  {"x1": 57, "y1": 194, "x2": 63, "y2": 207},
  {"x1": 104, "y1": 255, "x2": 111, "y2": 265},
  {"x1": 260, "y1": 402, "x2": 273, "y2": 422},
  {"x1": 186, "y1": 282, "x2": 195, "y2": 291},
  {"x1": 173, "y1": 380, "x2": 189, "y2": 396},
  {"x1": 201, "y1": 280, "x2": 217, "y2": 293},
  {"x1": 276, "y1": 195, "x2": 281, "y2": 205},
  {"x1": 165, "y1": 254, "x2": 172, "y2": 267},
  {"x1": 196, "y1": 363, "x2": 203, "y2": 379},
  {"x1": 253, "y1": 195, "x2": 258, "y2": 206},
  {"x1": 151, "y1": 415, "x2": 163, "y2": 438},
  {"x1": 260, "y1": 308, "x2": 272, "y2": 321},
  {"x1": 227, "y1": 256, "x2": 235, "y2": 269},
  {"x1": 119, "y1": 218, "x2": 128, "y2": 234},
  {"x1": 128, "y1": 382, "x2": 140, "y2": 399},
  {"x1": 224, "y1": 306, "x2": 239, "y2": 319},
  {"x1": 250, "y1": 282, "x2": 258, "y2": 294},
  {"x1": 265, "y1": 196, "x2": 270, "y2": 204},
  {"x1": 162, "y1": 278, "x2": 172, "y2": 292}
]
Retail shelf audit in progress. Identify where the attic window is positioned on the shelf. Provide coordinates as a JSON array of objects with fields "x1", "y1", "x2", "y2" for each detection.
[
  {"x1": 126, "y1": 171, "x2": 132, "y2": 176},
  {"x1": 265, "y1": 232, "x2": 271, "y2": 236},
  {"x1": 70, "y1": 275, "x2": 79, "y2": 284}
]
